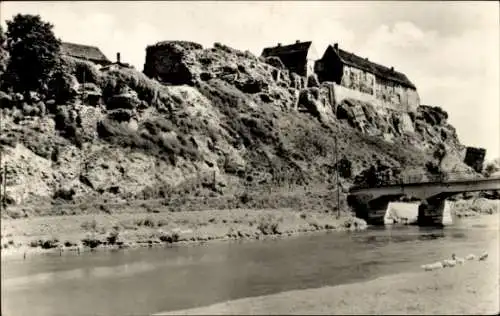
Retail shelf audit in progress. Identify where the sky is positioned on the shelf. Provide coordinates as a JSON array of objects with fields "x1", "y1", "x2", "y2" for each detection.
[{"x1": 1, "y1": 1, "x2": 499, "y2": 160}]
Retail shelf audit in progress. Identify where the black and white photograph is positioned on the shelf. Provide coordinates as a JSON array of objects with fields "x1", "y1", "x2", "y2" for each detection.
[{"x1": 0, "y1": 1, "x2": 499, "y2": 315}]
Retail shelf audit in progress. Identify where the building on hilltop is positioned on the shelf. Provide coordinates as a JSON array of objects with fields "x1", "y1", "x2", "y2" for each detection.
[
  {"x1": 261, "y1": 40, "x2": 320, "y2": 78},
  {"x1": 463, "y1": 147, "x2": 486, "y2": 173},
  {"x1": 100, "y1": 52, "x2": 134, "y2": 71},
  {"x1": 61, "y1": 42, "x2": 112, "y2": 66},
  {"x1": 314, "y1": 43, "x2": 420, "y2": 112}
]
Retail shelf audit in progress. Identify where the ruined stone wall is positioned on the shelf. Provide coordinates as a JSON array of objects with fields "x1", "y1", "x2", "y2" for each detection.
[
  {"x1": 143, "y1": 41, "x2": 203, "y2": 85},
  {"x1": 338, "y1": 65, "x2": 419, "y2": 113},
  {"x1": 464, "y1": 147, "x2": 486, "y2": 173}
]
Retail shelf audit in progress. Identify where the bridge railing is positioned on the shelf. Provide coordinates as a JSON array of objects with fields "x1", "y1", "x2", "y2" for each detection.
[{"x1": 350, "y1": 170, "x2": 482, "y2": 191}]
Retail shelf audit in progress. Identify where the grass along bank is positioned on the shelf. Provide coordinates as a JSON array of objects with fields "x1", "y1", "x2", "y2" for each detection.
[{"x1": 0, "y1": 208, "x2": 366, "y2": 260}]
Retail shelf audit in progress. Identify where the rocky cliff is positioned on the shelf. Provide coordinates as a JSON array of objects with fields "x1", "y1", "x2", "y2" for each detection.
[{"x1": 0, "y1": 41, "x2": 477, "y2": 216}]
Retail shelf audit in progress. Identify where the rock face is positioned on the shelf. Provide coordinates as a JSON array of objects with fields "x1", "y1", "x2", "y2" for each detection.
[
  {"x1": 143, "y1": 41, "x2": 203, "y2": 85},
  {"x1": 0, "y1": 41, "x2": 477, "y2": 210}
]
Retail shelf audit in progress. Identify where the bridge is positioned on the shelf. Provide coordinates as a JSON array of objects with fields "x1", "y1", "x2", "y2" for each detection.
[{"x1": 347, "y1": 172, "x2": 500, "y2": 227}]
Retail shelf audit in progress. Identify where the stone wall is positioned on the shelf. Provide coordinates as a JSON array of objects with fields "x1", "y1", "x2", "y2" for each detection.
[
  {"x1": 332, "y1": 82, "x2": 413, "y2": 113},
  {"x1": 464, "y1": 147, "x2": 486, "y2": 173},
  {"x1": 143, "y1": 41, "x2": 203, "y2": 85},
  {"x1": 341, "y1": 65, "x2": 376, "y2": 95},
  {"x1": 338, "y1": 65, "x2": 419, "y2": 113}
]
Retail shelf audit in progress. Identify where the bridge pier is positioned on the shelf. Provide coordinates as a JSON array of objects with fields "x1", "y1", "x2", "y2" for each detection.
[
  {"x1": 348, "y1": 193, "x2": 454, "y2": 227},
  {"x1": 417, "y1": 196, "x2": 453, "y2": 227},
  {"x1": 347, "y1": 194, "x2": 416, "y2": 225}
]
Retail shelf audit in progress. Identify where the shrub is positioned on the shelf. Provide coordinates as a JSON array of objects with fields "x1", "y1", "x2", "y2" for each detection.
[
  {"x1": 40, "y1": 238, "x2": 59, "y2": 249},
  {"x1": 108, "y1": 108, "x2": 134, "y2": 122},
  {"x1": 238, "y1": 192, "x2": 251, "y2": 205},
  {"x1": 53, "y1": 188, "x2": 75, "y2": 201},
  {"x1": 159, "y1": 231, "x2": 179, "y2": 243},
  {"x1": 106, "y1": 229, "x2": 120, "y2": 245},
  {"x1": 81, "y1": 219, "x2": 98, "y2": 231},
  {"x1": 337, "y1": 157, "x2": 352, "y2": 179},
  {"x1": 257, "y1": 214, "x2": 281, "y2": 235},
  {"x1": 106, "y1": 94, "x2": 140, "y2": 110},
  {"x1": 97, "y1": 118, "x2": 200, "y2": 164},
  {"x1": 134, "y1": 216, "x2": 156, "y2": 228},
  {"x1": 61, "y1": 56, "x2": 101, "y2": 85},
  {"x1": 100, "y1": 68, "x2": 174, "y2": 111},
  {"x1": 47, "y1": 65, "x2": 77, "y2": 105},
  {"x1": 81, "y1": 235, "x2": 101, "y2": 248},
  {"x1": 64, "y1": 240, "x2": 76, "y2": 247}
]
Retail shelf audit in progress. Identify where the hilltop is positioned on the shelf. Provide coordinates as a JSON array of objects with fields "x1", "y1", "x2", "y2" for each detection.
[{"x1": 0, "y1": 40, "x2": 478, "y2": 217}]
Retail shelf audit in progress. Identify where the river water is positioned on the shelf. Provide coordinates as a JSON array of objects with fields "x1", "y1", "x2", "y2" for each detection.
[{"x1": 1, "y1": 216, "x2": 498, "y2": 316}]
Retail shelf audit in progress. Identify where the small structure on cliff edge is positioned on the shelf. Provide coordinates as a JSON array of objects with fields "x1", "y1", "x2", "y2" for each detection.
[
  {"x1": 261, "y1": 40, "x2": 320, "y2": 78},
  {"x1": 101, "y1": 52, "x2": 134, "y2": 71},
  {"x1": 314, "y1": 43, "x2": 420, "y2": 113},
  {"x1": 143, "y1": 41, "x2": 203, "y2": 85},
  {"x1": 463, "y1": 146, "x2": 486, "y2": 173},
  {"x1": 61, "y1": 42, "x2": 112, "y2": 66}
]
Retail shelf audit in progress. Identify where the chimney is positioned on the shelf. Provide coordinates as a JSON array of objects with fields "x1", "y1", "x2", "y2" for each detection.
[
  {"x1": 390, "y1": 66, "x2": 394, "y2": 72},
  {"x1": 296, "y1": 40, "x2": 300, "y2": 44},
  {"x1": 277, "y1": 43, "x2": 282, "y2": 47},
  {"x1": 333, "y1": 43, "x2": 339, "y2": 52},
  {"x1": 116, "y1": 52, "x2": 121, "y2": 64}
]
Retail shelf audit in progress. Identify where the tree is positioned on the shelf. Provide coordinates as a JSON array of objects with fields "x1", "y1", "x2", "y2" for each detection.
[
  {"x1": 483, "y1": 161, "x2": 500, "y2": 177},
  {"x1": 3, "y1": 14, "x2": 61, "y2": 96},
  {"x1": 0, "y1": 25, "x2": 8, "y2": 76}
]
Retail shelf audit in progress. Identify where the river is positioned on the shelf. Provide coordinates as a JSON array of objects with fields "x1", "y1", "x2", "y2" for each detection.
[{"x1": 1, "y1": 215, "x2": 498, "y2": 316}]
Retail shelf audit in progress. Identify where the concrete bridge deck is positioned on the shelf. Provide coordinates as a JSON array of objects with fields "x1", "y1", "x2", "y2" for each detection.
[
  {"x1": 347, "y1": 175, "x2": 500, "y2": 227},
  {"x1": 349, "y1": 176, "x2": 500, "y2": 200}
]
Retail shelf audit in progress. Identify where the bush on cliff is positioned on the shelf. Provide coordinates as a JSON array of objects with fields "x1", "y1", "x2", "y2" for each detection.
[
  {"x1": 47, "y1": 62, "x2": 78, "y2": 106},
  {"x1": 61, "y1": 55, "x2": 101, "y2": 85},
  {"x1": 100, "y1": 68, "x2": 175, "y2": 113},
  {"x1": 96, "y1": 118, "x2": 200, "y2": 164},
  {"x1": 354, "y1": 160, "x2": 402, "y2": 188}
]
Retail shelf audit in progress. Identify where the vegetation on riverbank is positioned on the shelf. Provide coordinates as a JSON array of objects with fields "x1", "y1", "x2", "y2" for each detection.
[
  {"x1": 450, "y1": 198, "x2": 500, "y2": 218},
  {"x1": 0, "y1": 207, "x2": 367, "y2": 259}
]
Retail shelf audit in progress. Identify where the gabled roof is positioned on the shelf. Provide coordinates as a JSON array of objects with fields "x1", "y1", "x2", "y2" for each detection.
[
  {"x1": 261, "y1": 41, "x2": 313, "y2": 59},
  {"x1": 61, "y1": 42, "x2": 111, "y2": 65},
  {"x1": 334, "y1": 46, "x2": 416, "y2": 89}
]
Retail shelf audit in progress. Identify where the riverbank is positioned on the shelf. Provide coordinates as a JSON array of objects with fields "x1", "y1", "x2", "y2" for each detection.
[
  {"x1": 2, "y1": 198, "x2": 499, "y2": 261},
  {"x1": 0, "y1": 208, "x2": 367, "y2": 261},
  {"x1": 158, "y1": 243, "x2": 499, "y2": 315}
]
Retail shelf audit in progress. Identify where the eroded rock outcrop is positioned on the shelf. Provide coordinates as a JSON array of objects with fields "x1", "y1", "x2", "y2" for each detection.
[{"x1": 0, "y1": 40, "x2": 479, "y2": 210}]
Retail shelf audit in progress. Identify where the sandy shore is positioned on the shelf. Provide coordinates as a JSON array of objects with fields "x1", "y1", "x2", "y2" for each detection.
[{"x1": 157, "y1": 249, "x2": 499, "y2": 315}]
